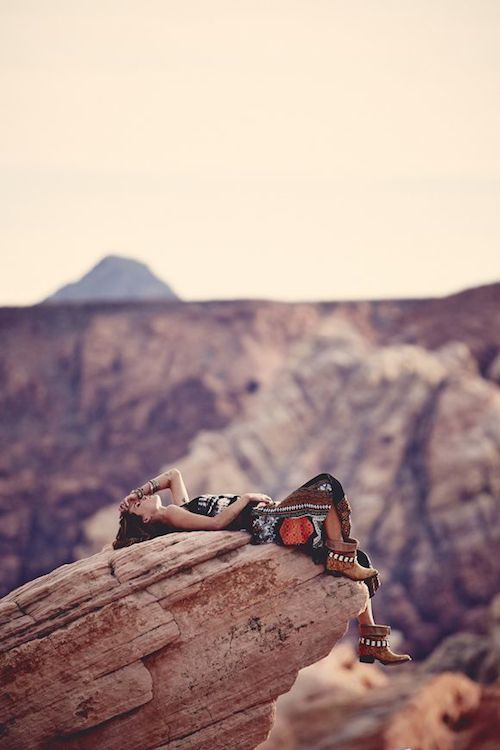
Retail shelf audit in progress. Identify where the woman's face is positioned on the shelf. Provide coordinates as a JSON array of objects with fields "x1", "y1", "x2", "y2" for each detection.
[{"x1": 128, "y1": 493, "x2": 162, "y2": 523}]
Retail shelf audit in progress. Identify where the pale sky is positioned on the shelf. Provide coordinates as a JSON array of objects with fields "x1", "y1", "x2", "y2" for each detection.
[{"x1": 1, "y1": 0, "x2": 499, "y2": 305}]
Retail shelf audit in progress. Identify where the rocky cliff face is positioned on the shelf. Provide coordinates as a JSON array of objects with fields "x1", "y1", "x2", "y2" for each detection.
[
  {"x1": 0, "y1": 298, "x2": 324, "y2": 594},
  {"x1": 165, "y1": 317, "x2": 500, "y2": 660},
  {"x1": 258, "y1": 594, "x2": 500, "y2": 750},
  {"x1": 0, "y1": 530, "x2": 368, "y2": 750},
  {"x1": 1, "y1": 283, "x2": 499, "y2": 662}
]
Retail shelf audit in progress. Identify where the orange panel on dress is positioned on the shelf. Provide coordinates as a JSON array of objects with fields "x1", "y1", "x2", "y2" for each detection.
[{"x1": 279, "y1": 517, "x2": 314, "y2": 546}]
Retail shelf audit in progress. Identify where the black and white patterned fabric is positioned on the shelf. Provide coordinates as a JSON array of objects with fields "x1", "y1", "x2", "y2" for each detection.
[
  {"x1": 180, "y1": 494, "x2": 257, "y2": 532},
  {"x1": 184, "y1": 494, "x2": 241, "y2": 516}
]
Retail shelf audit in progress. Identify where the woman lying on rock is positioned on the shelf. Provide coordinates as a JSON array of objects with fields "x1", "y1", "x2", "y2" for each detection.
[{"x1": 113, "y1": 468, "x2": 411, "y2": 666}]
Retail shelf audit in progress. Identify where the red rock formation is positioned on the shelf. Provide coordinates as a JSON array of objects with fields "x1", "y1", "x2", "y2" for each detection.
[{"x1": 0, "y1": 529, "x2": 368, "y2": 750}]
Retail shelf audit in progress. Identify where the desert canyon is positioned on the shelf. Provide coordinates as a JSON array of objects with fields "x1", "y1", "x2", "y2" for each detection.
[{"x1": 1, "y1": 280, "x2": 499, "y2": 748}]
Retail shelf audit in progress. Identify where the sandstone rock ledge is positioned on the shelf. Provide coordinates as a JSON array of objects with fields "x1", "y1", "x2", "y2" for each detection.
[{"x1": 0, "y1": 531, "x2": 368, "y2": 750}]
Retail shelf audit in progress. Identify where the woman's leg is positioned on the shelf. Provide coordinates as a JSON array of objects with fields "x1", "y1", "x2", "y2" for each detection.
[
  {"x1": 324, "y1": 505, "x2": 378, "y2": 609},
  {"x1": 358, "y1": 597, "x2": 376, "y2": 625},
  {"x1": 324, "y1": 505, "x2": 343, "y2": 540}
]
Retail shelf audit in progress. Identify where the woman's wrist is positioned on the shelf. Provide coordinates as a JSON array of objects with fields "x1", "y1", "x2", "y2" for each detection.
[
  {"x1": 130, "y1": 481, "x2": 158, "y2": 499},
  {"x1": 132, "y1": 469, "x2": 177, "y2": 498}
]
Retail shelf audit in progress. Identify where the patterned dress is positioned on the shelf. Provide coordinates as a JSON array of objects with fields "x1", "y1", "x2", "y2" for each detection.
[
  {"x1": 168, "y1": 474, "x2": 380, "y2": 598},
  {"x1": 179, "y1": 494, "x2": 256, "y2": 532}
]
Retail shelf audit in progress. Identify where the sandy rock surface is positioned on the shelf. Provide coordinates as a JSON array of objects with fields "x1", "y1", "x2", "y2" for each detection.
[{"x1": 0, "y1": 529, "x2": 368, "y2": 750}]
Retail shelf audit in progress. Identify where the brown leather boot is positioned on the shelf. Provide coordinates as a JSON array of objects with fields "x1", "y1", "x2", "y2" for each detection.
[
  {"x1": 358, "y1": 623, "x2": 412, "y2": 665},
  {"x1": 324, "y1": 537, "x2": 379, "y2": 581}
]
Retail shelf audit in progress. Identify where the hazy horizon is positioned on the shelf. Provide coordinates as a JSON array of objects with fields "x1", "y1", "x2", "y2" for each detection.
[
  {"x1": 1, "y1": 250, "x2": 497, "y2": 309},
  {"x1": 1, "y1": 0, "x2": 499, "y2": 305}
]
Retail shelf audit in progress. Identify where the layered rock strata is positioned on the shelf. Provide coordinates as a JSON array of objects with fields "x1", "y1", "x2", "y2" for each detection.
[{"x1": 0, "y1": 529, "x2": 368, "y2": 750}]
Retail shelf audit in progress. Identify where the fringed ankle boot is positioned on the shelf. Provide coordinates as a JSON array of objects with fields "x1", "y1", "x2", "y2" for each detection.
[
  {"x1": 324, "y1": 537, "x2": 378, "y2": 581},
  {"x1": 358, "y1": 623, "x2": 412, "y2": 665}
]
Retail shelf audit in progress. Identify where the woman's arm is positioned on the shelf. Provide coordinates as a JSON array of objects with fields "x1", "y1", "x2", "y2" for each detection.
[
  {"x1": 152, "y1": 494, "x2": 272, "y2": 531},
  {"x1": 134, "y1": 468, "x2": 179, "y2": 496},
  {"x1": 119, "y1": 468, "x2": 187, "y2": 512},
  {"x1": 168, "y1": 469, "x2": 190, "y2": 506}
]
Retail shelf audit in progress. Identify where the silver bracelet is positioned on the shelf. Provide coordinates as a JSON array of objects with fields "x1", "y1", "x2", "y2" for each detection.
[{"x1": 148, "y1": 477, "x2": 161, "y2": 493}]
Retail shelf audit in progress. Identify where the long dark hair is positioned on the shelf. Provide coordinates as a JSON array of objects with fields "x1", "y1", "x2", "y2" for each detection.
[{"x1": 112, "y1": 512, "x2": 168, "y2": 549}]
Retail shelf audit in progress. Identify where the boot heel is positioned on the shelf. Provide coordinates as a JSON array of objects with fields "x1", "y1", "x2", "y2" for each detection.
[{"x1": 359, "y1": 655, "x2": 375, "y2": 663}]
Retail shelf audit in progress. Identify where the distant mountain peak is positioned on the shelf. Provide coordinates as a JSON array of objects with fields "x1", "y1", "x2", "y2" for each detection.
[{"x1": 42, "y1": 254, "x2": 179, "y2": 304}]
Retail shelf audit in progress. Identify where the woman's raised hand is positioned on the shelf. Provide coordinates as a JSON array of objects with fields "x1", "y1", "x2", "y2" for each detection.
[{"x1": 119, "y1": 492, "x2": 139, "y2": 513}]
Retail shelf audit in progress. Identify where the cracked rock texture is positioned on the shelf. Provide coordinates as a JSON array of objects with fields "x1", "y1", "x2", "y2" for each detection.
[{"x1": 0, "y1": 528, "x2": 368, "y2": 750}]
